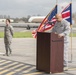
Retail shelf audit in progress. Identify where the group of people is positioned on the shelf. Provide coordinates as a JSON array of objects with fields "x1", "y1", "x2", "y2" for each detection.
[{"x1": 3, "y1": 13, "x2": 70, "y2": 71}]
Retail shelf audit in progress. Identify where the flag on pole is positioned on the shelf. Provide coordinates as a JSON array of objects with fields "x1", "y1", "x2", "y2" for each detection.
[
  {"x1": 61, "y1": 3, "x2": 72, "y2": 25},
  {"x1": 32, "y1": 5, "x2": 57, "y2": 38},
  {"x1": 61, "y1": 2, "x2": 73, "y2": 62}
]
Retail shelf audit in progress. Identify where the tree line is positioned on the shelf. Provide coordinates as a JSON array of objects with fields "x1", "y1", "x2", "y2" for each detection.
[{"x1": 0, "y1": 13, "x2": 76, "y2": 23}]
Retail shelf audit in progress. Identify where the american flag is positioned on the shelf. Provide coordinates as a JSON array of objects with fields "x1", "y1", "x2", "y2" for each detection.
[
  {"x1": 32, "y1": 5, "x2": 57, "y2": 38},
  {"x1": 62, "y1": 3, "x2": 72, "y2": 25},
  {"x1": 32, "y1": 3, "x2": 72, "y2": 38}
]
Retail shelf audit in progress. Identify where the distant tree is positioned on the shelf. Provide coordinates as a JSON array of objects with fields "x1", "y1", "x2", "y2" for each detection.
[
  {"x1": 27, "y1": 15, "x2": 31, "y2": 19},
  {"x1": 20, "y1": 17, "x2": 28, "y2": 23},
  {"x1": 0, "y1": 15, "x2": 3, "y2": 19},
  {"x1": 7, "y1": 15, "x2": 10, "y2": 19},
  {"x1": 37, "y1": 14, "x2": 41, "y2": 16},
  {"x1": 14, "y1": 18, "x2": 20, "y2": 23},
  {"x1": 4, "y1": 15, "x2": 7, "y2": 19}
]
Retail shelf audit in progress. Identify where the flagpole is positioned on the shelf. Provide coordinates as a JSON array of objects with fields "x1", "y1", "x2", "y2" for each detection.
[
  {"x1": 56, "y1": 0, "x2": 58, "y2": 5},
  {"x1": 71, "y1": 0, "x2": 72, "y2": 2},
  {"x1": 70, "y1": 0, "x2": 73, "y2": 62}
]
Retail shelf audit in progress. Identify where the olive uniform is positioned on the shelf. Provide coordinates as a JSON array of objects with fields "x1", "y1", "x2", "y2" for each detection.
[
  {"x1": 4, "y1": 25, "x2": 13, "y2": 56},
  {"x1": 52, "y1": 19, "x2": 70, "y2": 67}
]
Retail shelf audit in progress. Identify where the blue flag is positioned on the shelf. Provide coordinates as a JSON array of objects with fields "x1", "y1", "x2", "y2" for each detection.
[{"x1": 62, "y1": 3, "x2": 72, "y2": 25}]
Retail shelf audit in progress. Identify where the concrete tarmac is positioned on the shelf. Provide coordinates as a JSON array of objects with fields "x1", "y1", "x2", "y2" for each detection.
[{"x1": 0, "y1": 38, "x2": 76, "y2": 75}]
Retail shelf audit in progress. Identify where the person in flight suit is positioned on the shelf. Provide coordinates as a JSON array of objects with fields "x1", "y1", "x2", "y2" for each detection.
[
  {"x1": 52, "y1": 13, "x2": 70, "y2": 70},
  {"x1": 4, "y1": 19, "x2": 13, "y2": 56}
]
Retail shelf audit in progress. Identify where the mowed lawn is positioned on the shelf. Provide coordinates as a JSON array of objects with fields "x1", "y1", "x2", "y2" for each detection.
[
  {"x1": 0, "y1": 32, "x2": 33, "y2": 38},
  {"x1": 0, "y1": 32, "x2": 76, "y2": 38}
]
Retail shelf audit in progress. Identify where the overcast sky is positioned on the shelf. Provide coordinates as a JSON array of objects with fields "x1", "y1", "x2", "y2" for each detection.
[{"x1": 0, "y1": 0, "x2": 75, "y2": 18}]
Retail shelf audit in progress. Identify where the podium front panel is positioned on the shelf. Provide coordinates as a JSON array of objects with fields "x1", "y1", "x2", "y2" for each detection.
[
  {"x1": 36, "y1": 32, "x2": 64, "y2": 73},
  {"x1": 50, "y1": 33, "x2": 64, "y2": 73},
  {"x1": 36, "y1": 32, "x2": 50, "y2": 73}
]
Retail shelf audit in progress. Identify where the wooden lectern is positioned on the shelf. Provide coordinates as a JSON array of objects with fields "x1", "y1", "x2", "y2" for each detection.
[{"x1": 36, "y1": 32, "x2": 64, "y2": 73}]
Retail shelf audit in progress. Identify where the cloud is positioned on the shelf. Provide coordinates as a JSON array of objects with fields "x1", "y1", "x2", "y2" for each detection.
[
  {"x1": 58, "y1": 2, "x2": 69, "y2": 12},
  {"x1": 0, "y1": 0, "x2": 75, "y2": 18},
  {"x1": 58, "y1": 1, "x2": 76, "y2": 13},
  {"x1": 59, "y1": 2, "x2": 69, "y2": 8}
]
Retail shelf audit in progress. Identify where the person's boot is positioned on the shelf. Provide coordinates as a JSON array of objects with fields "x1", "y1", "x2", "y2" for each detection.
[
  {"x1": 64, "y1": 65, "x2": 68, "y2": 71},
  {"x1": 9, "y1": 51, "x2": 12, "y2": 56},
  {"x1": 3, "y1": 53, "x2": 7, "y2": 56},
  {"x1": 3, "y1": 53, "x2": 8, "y2": 56},
  {"x1": 64, "y1": 67, "x2": 68, "y2": 71},
  {"x1": 6, "y1": 52, "x2": 9, "y2": 56}
]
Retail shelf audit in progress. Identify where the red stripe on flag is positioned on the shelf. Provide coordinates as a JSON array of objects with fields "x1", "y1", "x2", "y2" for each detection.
[{"x1": 62, "y1": 12, "x2": 70, "y2": 18}]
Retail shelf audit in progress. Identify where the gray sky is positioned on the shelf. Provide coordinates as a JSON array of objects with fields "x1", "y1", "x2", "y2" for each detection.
[{"x1": 0, "y1": 0, "x2": 75, "y2": 18}]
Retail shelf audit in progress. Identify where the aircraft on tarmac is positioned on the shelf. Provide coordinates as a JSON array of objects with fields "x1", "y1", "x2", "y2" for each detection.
[
  {"x1": 0, "y1": 16, "x2": 45, "y2": 30},
  {"x1": 28, "y1": 16, "x2": 45, "y2": 23}
]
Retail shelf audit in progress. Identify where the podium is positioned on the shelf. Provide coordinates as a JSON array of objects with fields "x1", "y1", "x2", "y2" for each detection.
[{"x1": 36, "y1": 32, "x2": 64, "y2": 73}]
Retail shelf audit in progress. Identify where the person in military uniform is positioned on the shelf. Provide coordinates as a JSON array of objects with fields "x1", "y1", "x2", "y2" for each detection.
[
  {"x1": 52, "y1": 13, "x2": 70, "y2": 70},
  {"x1": 4, "y1": 19, "x2": 13, "y2": 56}
]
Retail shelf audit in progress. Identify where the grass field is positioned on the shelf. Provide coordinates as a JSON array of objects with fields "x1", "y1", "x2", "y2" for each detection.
[
  {"x1": 14, "y1": 32, "x2": 33, "y2": 38},
  {"x1": 0, "y1": 32, "x2": 76, "y2": 38},
  {"x1": 0, "y1": 32, "x2": 33, "y2": 38}
]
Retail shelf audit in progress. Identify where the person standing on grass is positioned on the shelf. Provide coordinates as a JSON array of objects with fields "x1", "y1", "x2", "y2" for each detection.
[{"x1": 4, "y1": 19, "x2": 14, "y2": 56}]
